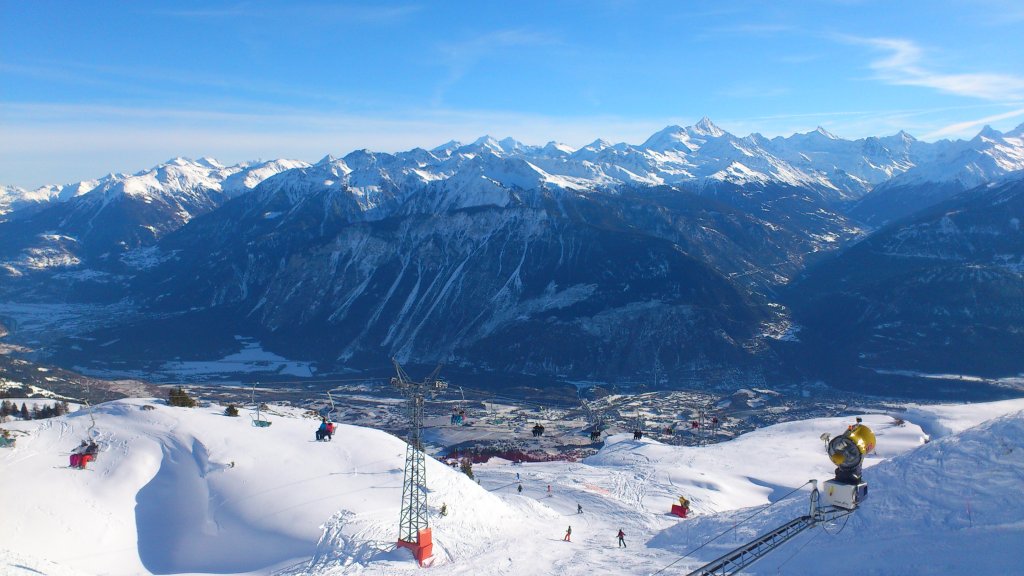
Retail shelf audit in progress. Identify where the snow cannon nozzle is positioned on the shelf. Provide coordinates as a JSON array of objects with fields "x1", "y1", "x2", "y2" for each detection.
[{"x1": 822, "y1": 421, "x2": 874, "y2": 509}]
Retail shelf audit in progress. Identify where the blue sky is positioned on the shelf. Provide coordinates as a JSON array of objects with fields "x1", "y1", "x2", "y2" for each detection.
[{"x1": 3, "y1": 0, "x2": 1024, "y2": 187}]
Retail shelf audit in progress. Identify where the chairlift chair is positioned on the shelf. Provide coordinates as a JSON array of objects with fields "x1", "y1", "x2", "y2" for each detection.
[{"x1": 70, "y1": 397, "x2": 101, "y2": 469}]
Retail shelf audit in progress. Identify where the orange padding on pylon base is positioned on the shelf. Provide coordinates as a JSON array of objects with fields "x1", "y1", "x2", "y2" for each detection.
[
  {"x1": 397, "y1": 528, "x2": 434, "y2": 566},
  {"x1": 416, "y1": 528, "x2": 433, "y2": 564}
]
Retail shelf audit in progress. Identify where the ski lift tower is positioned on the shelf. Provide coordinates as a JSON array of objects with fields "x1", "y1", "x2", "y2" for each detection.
[{"x1": 392, "y1": 359, "x2": 447, "y2": 566}]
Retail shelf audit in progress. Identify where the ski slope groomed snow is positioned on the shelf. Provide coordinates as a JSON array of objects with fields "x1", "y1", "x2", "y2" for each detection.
[{"x1": 2, "y1": 397, "x2": 1023, "y2": 575}]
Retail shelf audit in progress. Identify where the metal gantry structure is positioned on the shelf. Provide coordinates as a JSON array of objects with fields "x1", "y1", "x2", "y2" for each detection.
[
  {"x1": 392, "y1": 359, "x2": 447, "y2": 564},
  {"x1": 685, "y1": 480, "x2": 853, "y2": 576}
]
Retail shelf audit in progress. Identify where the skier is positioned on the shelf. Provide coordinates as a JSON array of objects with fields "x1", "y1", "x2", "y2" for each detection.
[
  {"x1": 70, "y1": 440, "x2": 99, "y2": 469},
  {"x1": 547, "y1": 484, "x2": 552, "y2": 494},
  {"x1": 617, "y1": 528, "x2": 626, "y2": 547},
  {"x1": 517, "y1": 484, "x2": 523, "y2": 494},
  {"x1": 440, "y1": 503, "x2": 448, "y2": 516},
  {"x1": 564, "y1": 525, "x2": 572, "y2": 542},
  {"x1": 515, "y1": 472, "x2": 520, "y2": 481},
  {"x1": 577, "y1": 503, "x2": 583, "y2": 514},
  {"x1": 325, "y1": 420, "x2": 335, "y2": 441},
  {"x1": 316, "y1": 418, "x2": 328, "y2": 441}
]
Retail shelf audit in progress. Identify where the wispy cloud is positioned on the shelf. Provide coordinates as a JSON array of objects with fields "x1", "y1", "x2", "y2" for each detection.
[
  {"x1": 844, "y1": 35, "x2": 1024, "y2": 101},
  {"x1": 922, "y1": 107, "x2": 1024, "y2": 139},
  {"x1": 433, "y1": 29, "x2": 563, "y2": 105}
]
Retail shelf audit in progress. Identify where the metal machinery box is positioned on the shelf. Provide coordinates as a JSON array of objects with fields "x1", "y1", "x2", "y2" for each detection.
[{"x1": 822, "y1": 480, "x2": 868, "y2": 510}]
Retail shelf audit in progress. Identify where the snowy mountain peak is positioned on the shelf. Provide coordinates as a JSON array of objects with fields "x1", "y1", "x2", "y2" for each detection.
[
  {"x1": 462, "y1": 135, "x2": 526, "y2": 156},
  {"x1": 471, "y1": 134, "x2": 498, "y2": 146},
  {"x1": 316, "y1": 154, "x2": 337, "y2": 165},
  {"x1": 430, "y1": 140, "x2": 462, "y2": 157},
  {"x1": 690, "y1": 116, "x2": 727, "y2": 137},
  {"x1": 163, "y1": 156, "x2": 194, "y2": 167},
  {"x1": 975, "y1": 124, "x2": 1003, "y2": 141},
  {"x1": 813, "y1": 126, "x2": 839, "y2": 140},
  {"x1": 641, "y1": 125, "x2": 695, "y2": 151},
  {"x1": 498, "y1": 136, "x2": 528, "y2": 153},
  {"x1": 195, "y1": 156, "x2": 224, "y2": 169},
  {"x1": 542, "y1": 140, "x2": 576, "y2": 155}
]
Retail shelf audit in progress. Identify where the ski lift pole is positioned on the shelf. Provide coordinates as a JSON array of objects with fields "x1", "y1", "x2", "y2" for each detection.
[
  {"x1": 82, "y1": 383, "x2": 97, "y2": 438},
  {"x1": 85, "y1": 399, "x2": 96, "y2": 436},
  {"x1": 251, "y1": 381, "x2": 271, "y2": 427}
]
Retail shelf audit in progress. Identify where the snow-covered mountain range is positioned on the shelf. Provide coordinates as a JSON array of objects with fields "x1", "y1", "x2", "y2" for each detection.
[
  {"x1": 1, "y1": 119, "x2": 1023, "y2": 389},
  {"x1": 5, "y1": 119, "x2": 1023, "y2": 222}
]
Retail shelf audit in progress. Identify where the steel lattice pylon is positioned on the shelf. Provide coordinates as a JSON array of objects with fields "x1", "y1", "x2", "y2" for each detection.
[
  {"x1": 392, "y1": 359, "x2": 446, "y2": 556},
  {"x1": 397, "y1": 394, "x2": 428, "y2": 542}
]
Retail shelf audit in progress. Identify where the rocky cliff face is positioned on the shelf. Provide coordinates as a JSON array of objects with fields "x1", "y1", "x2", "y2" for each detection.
[{"x1": 790, "y1": 175, "x2": 1024, "y2": 390}]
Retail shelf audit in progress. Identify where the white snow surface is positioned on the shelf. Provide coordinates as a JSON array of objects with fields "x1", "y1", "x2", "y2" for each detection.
[
  {"x1": 2, "y1": 397, "x2": 1023, "y2": 575},
  {"x1": 0, "y1": 158, "x2": 308, "y2": 218}
]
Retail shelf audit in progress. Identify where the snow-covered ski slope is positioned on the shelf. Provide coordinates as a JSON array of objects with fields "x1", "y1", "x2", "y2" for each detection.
[{"x1": 2, "y1": 397, "x2": 1022, "y2": 575}]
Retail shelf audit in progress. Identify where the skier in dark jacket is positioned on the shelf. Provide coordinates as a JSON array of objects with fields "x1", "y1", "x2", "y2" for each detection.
[
  {"x1": 316, "y1": 418, "x2": 328, "y2": 441},
  {"x1": 617, "y1": 528, "x2": 626, "y2": 547}
]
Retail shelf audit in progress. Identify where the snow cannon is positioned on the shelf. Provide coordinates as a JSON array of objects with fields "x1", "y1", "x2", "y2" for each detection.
[{"x1": 822, "y1": 421, "x2": 874, "y2": 509}]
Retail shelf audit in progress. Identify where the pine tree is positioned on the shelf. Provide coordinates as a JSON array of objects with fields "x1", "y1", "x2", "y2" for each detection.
[
  {"x1": 20, "y1": 403, "x2": 30, "y2": 420},
  {"x1": 0, "y1": 400, "x2": 11, "y2": 417},
  {"x1": 224, "y1": 404, "x2": 239, "y2": 417},
  {"x1": 460, "y1": 457, "x2": 474, "y2": 480},
  {"x1": 168, "y1": 386, "x2": 197, "y2": 408}
]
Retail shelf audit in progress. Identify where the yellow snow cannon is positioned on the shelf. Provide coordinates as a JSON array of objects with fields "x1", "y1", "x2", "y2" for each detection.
[{"x1": 822, "y1": 419, "x2": 874, "y2": 509}]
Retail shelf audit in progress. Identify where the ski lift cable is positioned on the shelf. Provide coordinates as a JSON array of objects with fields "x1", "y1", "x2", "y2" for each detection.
[
  {"x1": 773, "y1": 522, "x2": 822, "y2": 571},
  {"x1": 455, "y1": 385, "x2": 579, "y2": 412},
  {"x1": 649, "y1": 480, "x2": 813, "y2": 576},
  {"x1": 159, "y1": 376, "x2": 387, "y2": 391}
]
